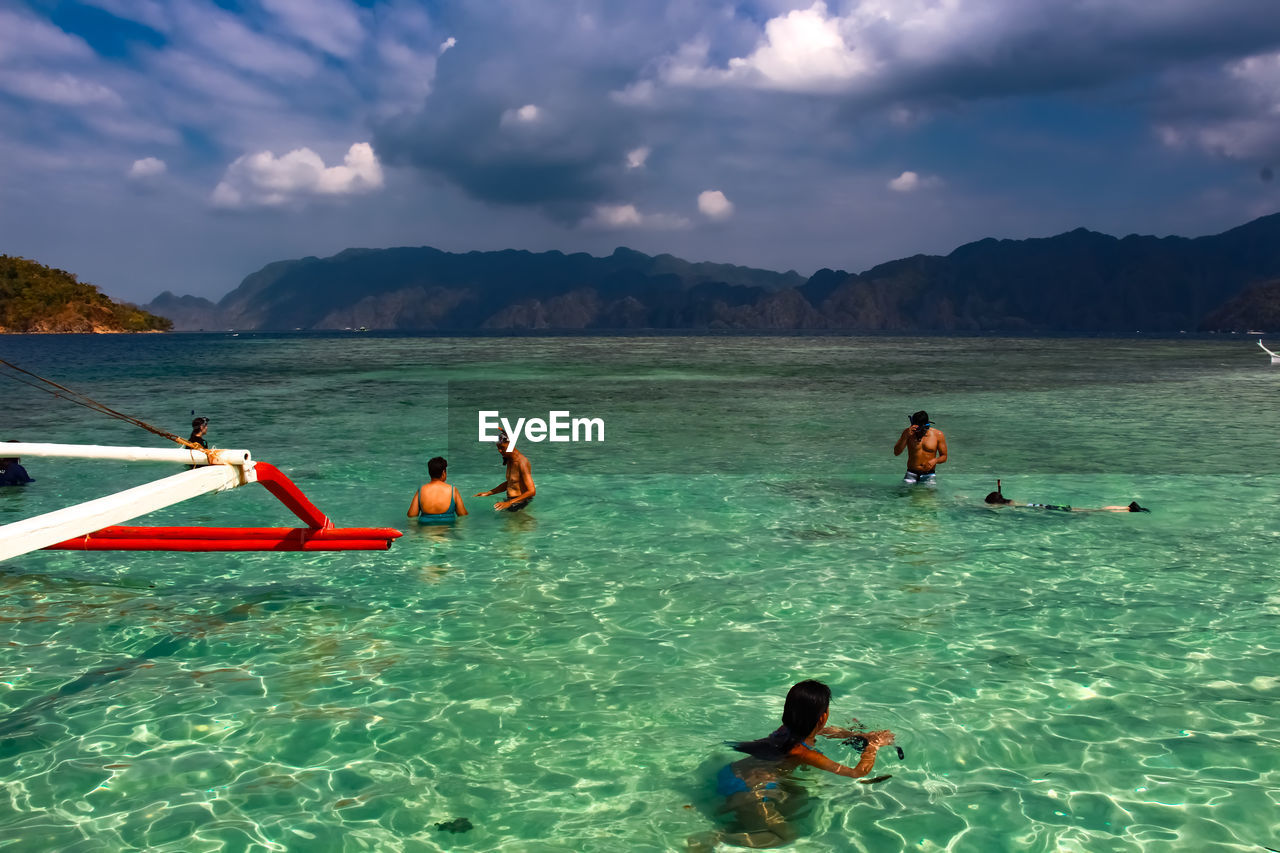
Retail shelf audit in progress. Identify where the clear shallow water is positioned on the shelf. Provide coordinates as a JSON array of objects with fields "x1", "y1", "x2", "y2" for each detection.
[{"x1": 0, "y1": 333, "x2": 1278, "y2": 852}]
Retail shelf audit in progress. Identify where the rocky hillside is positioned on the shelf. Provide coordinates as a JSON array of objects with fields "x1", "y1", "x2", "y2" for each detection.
[
  {"x1": 1199, "y1": 279, "x2": 1280, "y2": 332},
  {"x1": 1, "y1": 255, "x2": 172, "y2": 333},
  {"x1": 145, "y1": 212, "x2": 1280, "y2": 332}
]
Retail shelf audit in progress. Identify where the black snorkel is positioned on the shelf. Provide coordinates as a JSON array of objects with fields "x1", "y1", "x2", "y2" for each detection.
[
  {"x1": 985, "y1": 479, "x2": 1012, "y2": 506},
  {"x1": 840, "y1": 733, "x2": 905, "y2": 762}
]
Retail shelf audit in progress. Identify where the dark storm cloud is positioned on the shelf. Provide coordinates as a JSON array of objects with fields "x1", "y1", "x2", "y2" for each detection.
[
  {"x1": 373, "y1": 80, "x2": 638, "y2": 222},
  {"x1": 655, "y1": 0, "x2": 1280, "y2": 100},
  {"x1": 369, "y1": 2, "x2": 713, "y2": 222},
  {"x1": 373, "y1": 0, "x2": 1280, "y2": 218}
]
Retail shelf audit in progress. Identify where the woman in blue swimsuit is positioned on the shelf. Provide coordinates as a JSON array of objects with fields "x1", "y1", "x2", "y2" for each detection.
[
  {"x1": 691, "y1": 680, "x2": 895, "y2": 849},
  {"x1": 408, "y1": 457, "x2": 469, "y2": 523}
]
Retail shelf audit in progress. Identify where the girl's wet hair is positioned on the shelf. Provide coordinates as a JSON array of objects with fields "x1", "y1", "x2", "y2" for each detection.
[{"x1": 731, "y1": 680, "x2": 831, "y2": 758}]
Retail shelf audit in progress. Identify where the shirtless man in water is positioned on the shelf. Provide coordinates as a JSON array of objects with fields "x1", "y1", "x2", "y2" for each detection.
[
  {"x1": 893, "y1": 410, "x2": 948, "y2": 484},
  {"x1": 475, "y1": 430, "x2": 536, "y2": 511}
]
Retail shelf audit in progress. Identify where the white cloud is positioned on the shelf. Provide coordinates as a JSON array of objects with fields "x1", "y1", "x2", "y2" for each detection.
[
  {"x1": 372, "y1": 7, "x2": 448, "y2": 114},
  {"x1": 128, "y1": 157, "x2": 167, "y2": 179},
  {"x1": 697, "y1": 189, "x2": 734, "y2": 219},
  {"x1": 725, "y1": 2, "x2": 872, "y2": 91},
  {"x1": 501, "y1": 104, "x2": 543, "y2": 126},
  {"x1": 584, "y1": 203, "x2": 690, "y2": 230},
  {"x1": 0, "y1": 71, "x2": 122, "y2": 106},
  {"x1": 662, "y1": 3, "x2": 874, "y2": 92},
  {"x1": 590, "y1": 203, "x2": 643, "y2": 227},
  {"x1": 0, "y1": 10, "x2": 95, "y2": 61},
  {"x1": 654, "y1": 0, "x2": 1274, "y2": 101},
  {"x1": 626, "y1": 146, "x2": 651, "y2": 169},
  {"x1": 211, "y1": 142, "x2": 383, "y2": 208},
  {"x1": 260, "y1": 0, "x2": 364, "y2": 58},
  {"x1": 887, "y1": 170, "x2": 941, "y2": 192},
  {"x1": 173, "y1": 4, "x2": 317, "y2": 80},
  {"x1": 1157, "y1": 51, "x2": 1280, "y2": 161},
  {"x1": 611, "y1": 79, "x2": 656, "y2": 106}
]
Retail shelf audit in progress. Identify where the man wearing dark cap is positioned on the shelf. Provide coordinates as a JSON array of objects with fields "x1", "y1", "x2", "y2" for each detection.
[{"x1": 893, "y1": 410, "x2": 948, "y2": 484}]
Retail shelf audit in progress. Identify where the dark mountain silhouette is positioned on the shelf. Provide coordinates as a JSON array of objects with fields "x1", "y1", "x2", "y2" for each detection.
[
  {"x1": 145, "y1": 212, "x2": 1280, "y2": 332},
  {"x1": 146, "y1": 292, "x2": 226, "y2": 330},
  {"x1": 1200, "y1": 279, "x2": 1280, "y2": 332}
]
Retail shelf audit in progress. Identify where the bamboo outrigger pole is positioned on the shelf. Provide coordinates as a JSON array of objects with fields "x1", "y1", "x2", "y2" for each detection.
[{"x1": 0, "y1": 443, "x2": 400, "y2": 561}]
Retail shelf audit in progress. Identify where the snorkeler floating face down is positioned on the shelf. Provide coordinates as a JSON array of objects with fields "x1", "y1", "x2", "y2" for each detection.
[{"x1": 985, "y1": 479, "x2": 1150, "y2": 512}]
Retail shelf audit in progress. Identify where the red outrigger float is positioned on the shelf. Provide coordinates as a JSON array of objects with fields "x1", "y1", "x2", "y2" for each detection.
[{"x1": 0, "y1": 443, "x2": 401, "y2": 561}]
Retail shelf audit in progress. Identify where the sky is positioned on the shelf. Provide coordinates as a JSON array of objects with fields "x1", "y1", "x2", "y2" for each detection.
[{"x1": 3, "y1": 0, "x2": 1280, "y2": 303}]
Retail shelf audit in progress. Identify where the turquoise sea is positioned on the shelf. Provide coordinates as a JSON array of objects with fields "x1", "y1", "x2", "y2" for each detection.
[{"x1": 0, "y1": 333, "x2": 1277, "y2": 852}]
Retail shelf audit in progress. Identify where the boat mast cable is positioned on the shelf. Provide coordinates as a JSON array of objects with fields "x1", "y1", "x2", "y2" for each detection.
[{"x1": 0, "y1": 358, "x2": 203, "y2": 451}]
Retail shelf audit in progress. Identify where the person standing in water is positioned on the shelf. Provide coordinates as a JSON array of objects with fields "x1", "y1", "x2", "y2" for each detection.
[
  {"x1": 408, "y1": 456, "x2": 468, "y2": 522},
  {"x1": 894, "y1": 410, "x2": 947, "y2": 484},
  {"x1": 475, "y1": 430, "x2": 535, "y2": 511}
]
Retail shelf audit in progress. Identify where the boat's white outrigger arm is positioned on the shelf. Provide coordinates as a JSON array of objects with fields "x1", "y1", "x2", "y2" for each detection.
[
  {"x1": 0, "y1": 465, "x2": 247, "y2": 563},
  {"x1": 1260, "y1": 339, "x2": 1280, "y2": 364},
  {"x1": 0, "y1": 443, "x2": 399, "y2": 562}
]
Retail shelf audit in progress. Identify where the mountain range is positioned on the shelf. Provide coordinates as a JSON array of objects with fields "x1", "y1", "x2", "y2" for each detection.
[{"x1": 145, "y1": 212, "x2": 1280, "y2": 333}]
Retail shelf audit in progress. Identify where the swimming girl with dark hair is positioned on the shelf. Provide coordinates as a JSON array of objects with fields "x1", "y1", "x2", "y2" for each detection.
[{"x1": 690, "y1": 680, "x2": 895, "y2": 850}]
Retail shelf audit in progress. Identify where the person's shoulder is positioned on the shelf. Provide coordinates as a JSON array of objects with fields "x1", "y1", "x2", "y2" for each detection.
[{"x1": 788, "y1": 741, "x2": 820, "y2": 758}]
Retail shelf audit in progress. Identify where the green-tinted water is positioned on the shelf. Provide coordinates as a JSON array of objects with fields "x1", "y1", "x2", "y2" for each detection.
[{"x1": 1, "y1": 334, "x2": 1277, "y2": 852}]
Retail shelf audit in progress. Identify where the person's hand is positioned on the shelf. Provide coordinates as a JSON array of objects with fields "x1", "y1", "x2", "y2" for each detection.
[
  {"x1": 474, "y1": 491, "x2": 489, "y2": 497},
  {"x1": 493, "y1": 500, "x2": 509, "y2": 511},
  {"x1": 865, "y1": 730, "x2": 894, "y2": 747}
]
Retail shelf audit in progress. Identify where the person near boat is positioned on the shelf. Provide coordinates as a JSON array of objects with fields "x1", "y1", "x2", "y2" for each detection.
[{"x1": 0, "y1": 441, "x2": 34, "y2": 486}]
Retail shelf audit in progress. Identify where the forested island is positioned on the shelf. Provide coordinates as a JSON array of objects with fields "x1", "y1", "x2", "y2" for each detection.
[{"x1": 0, "y1": 256, "x2": 171, "y2": 334}]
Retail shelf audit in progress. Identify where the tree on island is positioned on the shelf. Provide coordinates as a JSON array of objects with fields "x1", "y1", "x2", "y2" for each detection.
[{"x1": 0, "y1": 255, "x2": 172, "y2": 333}]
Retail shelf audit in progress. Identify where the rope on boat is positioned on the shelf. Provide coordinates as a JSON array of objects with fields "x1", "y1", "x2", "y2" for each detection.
[{"x1": 0, "y1": 358, "x2": 208, "y2": 453}]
